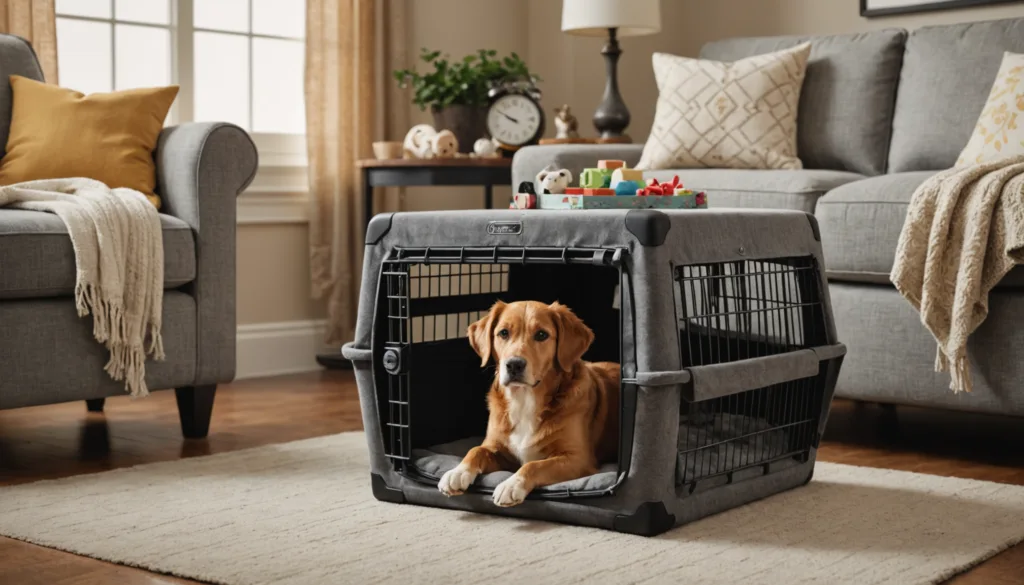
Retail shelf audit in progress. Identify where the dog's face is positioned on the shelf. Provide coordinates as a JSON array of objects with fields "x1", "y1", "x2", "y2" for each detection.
[{"x1": 468, "y1": 301, "x2": 594, "y2": 389}]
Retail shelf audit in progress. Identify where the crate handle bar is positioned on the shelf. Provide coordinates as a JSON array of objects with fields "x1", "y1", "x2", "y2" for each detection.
[
  {"x1": 341, "y1": 343, "x2": 372, "y2": 362},
  {"x1": 624, "y1": 343, "x2": 847, "y2": 402}
]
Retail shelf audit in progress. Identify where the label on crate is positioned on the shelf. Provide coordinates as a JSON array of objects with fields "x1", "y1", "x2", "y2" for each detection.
[{"x1": 487, "y1": 221, "x2": 523, "y2": 235}]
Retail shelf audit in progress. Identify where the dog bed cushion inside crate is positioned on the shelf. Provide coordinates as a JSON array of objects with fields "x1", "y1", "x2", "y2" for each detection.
[
  {"x1": 676, "y1": 413, "x2": 791, "y2": 485},
  {"x1": 411, "y1": 438, "x2": 619, "y2": 494}
]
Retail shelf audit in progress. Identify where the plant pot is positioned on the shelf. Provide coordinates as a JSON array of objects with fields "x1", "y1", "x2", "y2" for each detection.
[{"x1": 432, "y1": 105, "x2": 488, "y2": 153}]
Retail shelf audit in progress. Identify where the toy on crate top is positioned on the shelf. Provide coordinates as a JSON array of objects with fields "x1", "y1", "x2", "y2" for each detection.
[
  {"x1": 580, "y1": 167, "x2": 611, "y2": 189},
  {"x1": 510, "y1": 181, "x2": 537, "y2": 209},
  {"x1": 403, "y1": 124, "x2": 459, "y2": 159},
  {"x1": 535, "y1": 165, "x2": 574, "y2": 194},
  {"x1": 637, "y1": 176, "x2": 680, "y2": 196},
  {"x1": 609, "y1": 167, "x2": 645, "y2": 196}
]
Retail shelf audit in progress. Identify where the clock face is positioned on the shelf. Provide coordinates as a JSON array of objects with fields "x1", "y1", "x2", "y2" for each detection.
[{"x1": 487, "y1": 94, "x2": 543, "y2": 147}]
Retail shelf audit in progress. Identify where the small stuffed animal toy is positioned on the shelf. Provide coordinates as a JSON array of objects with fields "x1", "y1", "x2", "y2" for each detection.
[
  {"x1": 430, "y1": 130, "x2": 459, "y2": 158},
  {"x1": 403, "y1": 125, "x2": 459, "y2": 158},
  {"x1": 554, "y1": 105, "x2": 579, "y2": 139},
  {"x1": 536, "y1": 166, "x2": 573, "y2": 194},
  {"x1": 403, "y1": 124, "x2": 437, "y2": 159},
  {"x1": 473, "y1": 137, "x2": 499, "y2": 157}
]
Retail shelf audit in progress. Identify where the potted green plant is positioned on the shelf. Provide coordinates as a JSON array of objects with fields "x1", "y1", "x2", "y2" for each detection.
[{"x1": 394, "y1": 48, "x2": 539, "y2": 153}]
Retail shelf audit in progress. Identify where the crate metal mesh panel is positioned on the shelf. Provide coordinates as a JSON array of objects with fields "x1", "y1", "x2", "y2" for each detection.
[
  {"x1": 381, "y1": 262, "x2": 509, "y2": 464},
  {"x1": 674, "y1": 257, "x2": 827, "y2": 489}
]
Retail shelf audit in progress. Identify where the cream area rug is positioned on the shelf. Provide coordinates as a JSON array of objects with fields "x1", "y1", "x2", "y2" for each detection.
[{"x1": 1, "y1": 433, "x2": 1023, "y2": 585}]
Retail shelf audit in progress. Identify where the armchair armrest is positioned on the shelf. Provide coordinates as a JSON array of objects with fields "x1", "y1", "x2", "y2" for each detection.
[
  {"x1": 155, "y1": 122, "x2": 258, "y2": 384},
  {"x1": 512, "y1": 144, "x2": 644, "y2": 191}
]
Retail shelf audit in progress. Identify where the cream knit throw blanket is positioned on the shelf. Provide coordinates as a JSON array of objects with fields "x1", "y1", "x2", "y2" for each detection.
[
  {"x1": 891, "y1": 156, "x2": 1024, "y2": 393},
  {"x1": 0, "y1": 178, "x2": 164, "y2": 397}
]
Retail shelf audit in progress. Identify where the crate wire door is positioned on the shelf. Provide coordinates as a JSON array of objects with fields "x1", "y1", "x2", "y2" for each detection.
[
  {"x1": 382, "y1": 263, "x2": 412, "y2": 466},
  {"x1": 674, "y1": 256, "x2": 828, "y2": 490},
  {"x1": 376, "y1": 246, "x2": 625, "y2": 476}
]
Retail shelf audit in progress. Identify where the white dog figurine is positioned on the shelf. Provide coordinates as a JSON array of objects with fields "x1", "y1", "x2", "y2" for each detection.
[
  {"x1": 536, "y1": 166, "x2": 573, "y2": 195},
  {"x1": 473, "y1": 137, "x2": 500, "y2": 157},
  {"x1": 403, "y1": 125, "x2": 459, "y2": 159}
]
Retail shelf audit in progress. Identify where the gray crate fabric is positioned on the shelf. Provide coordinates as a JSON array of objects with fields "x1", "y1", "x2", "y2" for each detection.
[
  {"x1": 701, "y1": 29, "x2": 906, "y2": 176},
  {"x1": 155, "y1": 123, "x2": 257, "y2": 385},
  {"x1": 0, "y1": 209, "x2": 195, "y2": 299},
  {"x1": 0, "y1": 34, "x2": 45, "y2": 160},
  {"x1": 817, "y1": 172, "x2": 1024, "y2": 288},
  {"x1": 347, "y1": 209, "x2": 841, "y2": 531},
  {"x1": 0, "y1": 292, "x2": 197, "y2": 409},
  {"x1": 511, "y1": 144, "x2": 643, "y2": 191},
  {"x1": 831, "y1": 282, "x2": 1024, "y2": 415},
  {"x1": 645, "y1": 168, "x2": 864, "y2": 213},
  {"x1": 888, "y1": 17, "x2": 1024, "y2": 172}
]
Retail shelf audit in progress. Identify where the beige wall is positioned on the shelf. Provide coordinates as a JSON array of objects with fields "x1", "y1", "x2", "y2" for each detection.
[
  {"x1": 400, "y1": 0, "x2": 528, "y2": 212},
  {"x1": 528, "y1": 0, "x2": 1024, "y2": 143},
  {"x1": 237, "y1": 223, "x2": 325, "y2": 325}
]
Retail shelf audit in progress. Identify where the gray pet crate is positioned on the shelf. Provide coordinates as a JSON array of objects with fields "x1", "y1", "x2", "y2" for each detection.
[{"x1": 342, "y1": 208, "x2": 845, "y2": 536}]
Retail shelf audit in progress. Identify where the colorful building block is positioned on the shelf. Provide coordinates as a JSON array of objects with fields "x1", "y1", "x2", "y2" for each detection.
[
  {"x1": 583, "y1": 188, "x2": 615, "y2": 195},
  {"x1": 580, "y1": 168, "x2": 612, "y2": 189},
  {"x1": 512, "y1": 192, "x2": 537, "y2": 209},
  {"x1": 610, "y1": 168, "x2": 644, "y2": 188},
  {"x1": 598, "y1": 159, "x2": 626, "y2": 170},
  {"x1": 614, "y1": 180, "x2": 643, "y2": 195},
  {"x1": 564, "y1": 187, "x2": 584, "y2": 195}
]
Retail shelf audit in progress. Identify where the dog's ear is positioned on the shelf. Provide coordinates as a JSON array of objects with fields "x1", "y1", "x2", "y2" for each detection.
[
  {"x1": 468, "y1": 301, "x2": 506, "y2": 367},
  {"x1": 550, "y1": 302, "x2": 594, "y2": 372},
  {"x1": 536, "y1": 170, "x2": 549, "y2": 184}
]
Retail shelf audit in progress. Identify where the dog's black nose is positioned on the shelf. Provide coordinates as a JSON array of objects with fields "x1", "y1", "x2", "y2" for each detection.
[{"x1": 505, "y1": 357, "x2": 527, "y2": 379}]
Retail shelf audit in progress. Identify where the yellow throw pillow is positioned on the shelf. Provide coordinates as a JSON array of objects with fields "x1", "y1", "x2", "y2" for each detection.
[
  {"x1": 637, "y1": 43, "x2": 811, "y2": 171},
  {"x1": 0, "y1": 75, "x2": 179, "y2": 207},
  {"x1": 957, "y1": 52, "x2": 1024, "y2": 167}
]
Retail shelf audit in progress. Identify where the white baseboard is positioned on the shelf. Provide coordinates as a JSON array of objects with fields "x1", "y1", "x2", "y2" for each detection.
[{"x1": 236, "y1": 319, "x2": 330, "y2": 380}]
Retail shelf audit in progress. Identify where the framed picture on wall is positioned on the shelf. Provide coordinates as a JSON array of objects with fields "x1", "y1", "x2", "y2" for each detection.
[{"x1": 861, "y1": 0, "x2": 1023, "y2": 16}]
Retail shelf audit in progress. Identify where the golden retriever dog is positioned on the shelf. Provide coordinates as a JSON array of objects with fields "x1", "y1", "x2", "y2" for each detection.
[{"x1": 438, "y1": 300, "x2": 620, "y2": 507}]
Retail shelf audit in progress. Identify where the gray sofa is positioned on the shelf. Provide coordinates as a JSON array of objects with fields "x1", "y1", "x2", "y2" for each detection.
[
  {"x1": 513, "y1": 16, "x2": 1024, "y2": 417},
  {"x1": 0, "y1": 35, "x2": 258, "y2": 437}
]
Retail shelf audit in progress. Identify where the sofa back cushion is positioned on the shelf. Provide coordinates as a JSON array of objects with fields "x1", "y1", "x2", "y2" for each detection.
[
  {"x1": 0, "y1": 34, "x2": 44, "y2": 159},
  {"x1": 888, "y1": 17, "x2": 1024, "y2": 173},
  {"x1": 701, "y1": 29, "x2": 906, "y2": 176}
]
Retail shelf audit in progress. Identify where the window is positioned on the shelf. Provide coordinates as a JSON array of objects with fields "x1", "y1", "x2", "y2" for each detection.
[{"x1": 56, "y1": 0, "x2": 306, "y2": 160}]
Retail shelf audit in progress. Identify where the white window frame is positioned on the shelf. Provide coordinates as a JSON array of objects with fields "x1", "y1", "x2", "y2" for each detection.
[{"x1": 55, "y1": 0, "x2": 308, "y2": 168}]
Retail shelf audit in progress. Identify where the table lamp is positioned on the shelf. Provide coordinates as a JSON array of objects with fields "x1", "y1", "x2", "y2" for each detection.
[{"x1": 561, "y1": 0, "x2": 661, "y2": 140}]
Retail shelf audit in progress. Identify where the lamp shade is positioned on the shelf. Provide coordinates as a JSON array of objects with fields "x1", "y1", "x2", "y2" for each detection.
[{"x1": 561, "y1": 0, "x2": 661, "y2": 38}]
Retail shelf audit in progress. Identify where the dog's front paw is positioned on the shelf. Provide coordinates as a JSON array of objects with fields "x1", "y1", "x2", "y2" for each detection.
[
  {"x1": 492, "y1": 474, "x2": 529, "y2": 507},
  {"x1": 438, "y1": 464, "x2": 477, "y2": 496}
]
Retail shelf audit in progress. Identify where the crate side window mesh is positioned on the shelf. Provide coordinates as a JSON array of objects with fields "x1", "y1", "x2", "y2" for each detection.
[
  {"x1": 674, "y1": 257, "x2": 827, "y2": 488},
  {"x1": 382, "y1": 263, "x2": 509, "y2": 463}
]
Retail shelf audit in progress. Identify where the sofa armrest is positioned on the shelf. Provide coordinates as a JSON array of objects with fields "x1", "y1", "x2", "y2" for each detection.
[
  {"x1": 155, "y1": 122, "x2": 258, "y2": 385},
  {"x1": 512, "y1": 144, "x2": 644, "y2": 190}
]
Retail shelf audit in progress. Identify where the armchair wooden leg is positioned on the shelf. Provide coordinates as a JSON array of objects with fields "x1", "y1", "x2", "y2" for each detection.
[
  {"x1": 85, "y1": 398, "x2": 106, "y2": 412},
  {"x1": 175, "y1": 385, "x2": 217, "y2": 439}
]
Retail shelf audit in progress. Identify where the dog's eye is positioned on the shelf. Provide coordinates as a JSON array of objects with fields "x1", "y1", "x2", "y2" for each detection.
[
  {"x1": 534, "y1": 330, "x2": 549, "y2": 341},
  {"x1": 497, "y1": 329, "x2": 510, "y2": 340}
]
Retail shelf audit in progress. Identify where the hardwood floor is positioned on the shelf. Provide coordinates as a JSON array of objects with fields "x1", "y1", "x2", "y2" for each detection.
[{"x1": 1, "y1": 371, "x2": 1023, "y2": 584}]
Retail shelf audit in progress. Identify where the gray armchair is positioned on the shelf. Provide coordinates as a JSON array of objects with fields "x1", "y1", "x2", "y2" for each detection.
[{"x1": 0, "y1": 35, "x2": 257, "y2": 437}]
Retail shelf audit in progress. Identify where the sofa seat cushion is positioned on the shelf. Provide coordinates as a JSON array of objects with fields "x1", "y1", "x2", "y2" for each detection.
[
  {"x1": 0, "y1": 209, "x2": 195, "y2": 299},
  {"x1": 645, "y1": 168, "x2": 865, "y2": 213},
  {"x1": 817, "y1": 173, "x2": 1024, "y2": 288}
]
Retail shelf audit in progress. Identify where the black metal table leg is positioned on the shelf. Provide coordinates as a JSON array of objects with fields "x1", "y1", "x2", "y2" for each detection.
[
  {"x1": 484, "y1": 183, "x2": 493, "y2": 210},
  {"x1": 364, "y1": 170, "x2": 375, "y2": 232}
]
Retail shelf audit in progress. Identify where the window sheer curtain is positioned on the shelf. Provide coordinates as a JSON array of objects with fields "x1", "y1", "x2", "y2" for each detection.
[
  {"x1": 306, "y1": 0, "x2": 407, "y2": 346},
  {"x1": 0, "y1": 0, "x2": 57, "y2": 83}
]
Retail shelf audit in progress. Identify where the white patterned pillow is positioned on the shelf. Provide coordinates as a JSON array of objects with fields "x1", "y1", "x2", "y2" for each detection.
[
  {"x1": 957, "y1": 52, "x2": 1024, "y2": 166},
  {"x1": 637, "y1": 43, "x2": 812, "y2": 171}
]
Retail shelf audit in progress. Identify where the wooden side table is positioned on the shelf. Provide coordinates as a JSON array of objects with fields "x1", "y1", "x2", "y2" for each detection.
[{"x1": 357, "y1": 158, "x2": 513, "y2": 228}]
